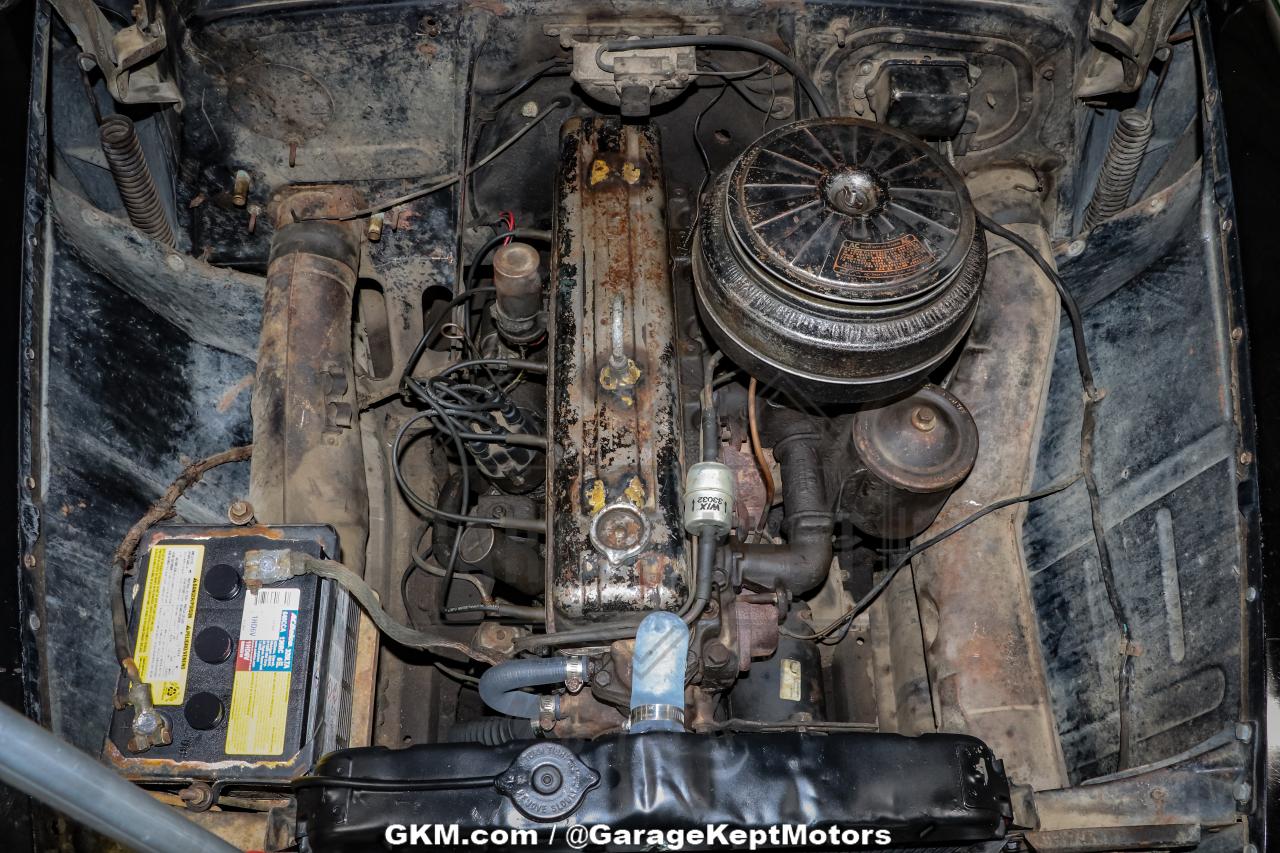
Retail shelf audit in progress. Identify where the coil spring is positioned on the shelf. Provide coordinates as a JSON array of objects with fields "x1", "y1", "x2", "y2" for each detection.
[
  {"x1": 1083, "y1": 108, "x2": 1153, "y2": 231},
  {"x1": 99, "y1": 114, "x2": 176, "y2": 247}
]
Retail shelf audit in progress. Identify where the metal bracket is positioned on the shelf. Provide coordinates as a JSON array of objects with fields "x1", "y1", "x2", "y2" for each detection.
[
  {"x1": 1029, "y1": 726, "x2": 1254, "y2": 832},
  {"x1": 49, "y1": 0, "x2": 183, "y2": 108},
  {"x1": 543, "y1": 17, "x2": 722, "y2": 50},
  {"x1": 1077, "y1": 0, "x2": 1193, "y2": 97}
]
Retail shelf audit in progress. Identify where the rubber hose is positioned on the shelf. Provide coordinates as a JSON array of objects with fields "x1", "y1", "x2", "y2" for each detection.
[
  {"x1": 685, "y1": 532, "x2": 718, "y2": 624},
  {"x1": 477, "y1": 657, "x2": 572, "y2": 720},
  {"x1": 447, "y1": 717, "x2": 533, "y2": 746}
]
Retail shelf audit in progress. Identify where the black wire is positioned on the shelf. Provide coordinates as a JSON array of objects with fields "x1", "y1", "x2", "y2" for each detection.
[
  {"x1": 685, "y1": 83, "x2": 730, "y2": 248},
  {"x1": 443, "y1": 603, "x2": 545, "y2": 622},
  {"x1": 430, "y1": 400, "x2": 470, "y2": 617},
  {"x1": 782, "y1": 472, "x2": 1084, "y2": 641},
  {"x1": 401, "y1": 286, "x2": 496, "y2": 389},
  {"x1": 432, "y1": 358, "x2": 548, "y2": 381},
  {"x1": 390, "y1": 411, "x2": 544, "y2": 533},
  {"x1": 397, "y1": 338, "x2": 548, "y2": 620},
  {"x1": 401, "y1": 559, "x2": 417, "y2": 630},
  {"x1": 476, "y1": 59, "x2": 571, "y2": 99},
  {"x1": 977, "y1": 212, "x2": 1133, "y2": 768},
  {"x1": 699, "y1": 59, "x2": 786, "y2": 116},
  {"x1": 299, "y1": 97, "x2": 571, "y2": 222},
  {"x1": 293, "y1": 775, "x2": 495, "y2": 791},
  {"x1": 976, "y1": 214, "x2": 1097, "y2": 395},
  {"x1": 594, "y1": 36, "x2": 830, "y2": 117},
  {"x1": 393, "y1": 400, "x2": 547, "y2": 618},
  {"x1": 402, "y1": 522, "x2": 496, "y2": 631}
]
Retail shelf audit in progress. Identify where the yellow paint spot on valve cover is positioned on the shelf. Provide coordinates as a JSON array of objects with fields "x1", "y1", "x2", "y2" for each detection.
[{"x1": 589, "y1": 159, "x2": 611, "y2": 186}]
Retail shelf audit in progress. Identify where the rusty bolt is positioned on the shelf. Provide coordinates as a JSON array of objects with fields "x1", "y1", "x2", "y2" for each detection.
[
  {"x1": 246, "y1": 204, "x2": 262, "y2": 235},
  {"x1": 22, "y1": 554, "x2": 35, "y2": 569},
  {"x1": 703, "y1": 641, "x2": 732, "y2": 669},
  {"x1": 232, "y1": 170, "x2": 251, "y2": 207},
  {"x1": 910, "y1": 405, "x2": 938, "y2": 432},
  {"x1": 179, "y1": 781, "x2": 216, "y2": 811},
  {"x1": 227, "y1": 500, "x2": 255, "y2": 526}
]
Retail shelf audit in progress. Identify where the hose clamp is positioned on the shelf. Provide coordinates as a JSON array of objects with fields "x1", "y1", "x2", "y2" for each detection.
[
  {"x1": 537, "y1": 694, "x2": 559, "y2": 732},
  {"x1": 626, "y1": 703, "x2": 685, "y2": 731},
  {"x1": 563, "y1": 656, "x2": 589, "y2": 694}
]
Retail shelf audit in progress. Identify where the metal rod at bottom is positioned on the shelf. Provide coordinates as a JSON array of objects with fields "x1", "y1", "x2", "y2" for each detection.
[{"x1": 0, "y1": 702, "x2": 239, "y2": 853}]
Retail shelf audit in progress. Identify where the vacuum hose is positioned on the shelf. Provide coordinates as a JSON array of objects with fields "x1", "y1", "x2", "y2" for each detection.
[{"x1": 447, "y1": 717, "x2": 532, "y2": 745}]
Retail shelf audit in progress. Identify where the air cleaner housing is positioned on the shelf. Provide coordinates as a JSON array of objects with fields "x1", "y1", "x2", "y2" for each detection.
[{"x1": 693, "y1": 117, "x2": 985, "y2": 403}]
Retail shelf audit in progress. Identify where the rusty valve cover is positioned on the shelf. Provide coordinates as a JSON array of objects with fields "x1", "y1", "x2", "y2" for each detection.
[{"x1": 546, "y1": 117, "x2": 689, "y2": 626}]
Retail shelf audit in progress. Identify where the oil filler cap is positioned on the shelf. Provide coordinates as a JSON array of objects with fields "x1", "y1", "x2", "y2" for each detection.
[{"x1": 496, "y1": 742, "x2": 599, "y2": 822}]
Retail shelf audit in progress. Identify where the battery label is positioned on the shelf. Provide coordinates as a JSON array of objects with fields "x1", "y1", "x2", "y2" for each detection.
[
  {"x1": 225, "y1": 587, "x2": 300, "y2": 756},
  {"x1": 133, "y1": 544, "x2": 204, "y2": 706}
]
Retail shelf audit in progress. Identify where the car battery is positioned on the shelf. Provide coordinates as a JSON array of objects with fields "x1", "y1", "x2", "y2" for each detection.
[{"x1": 104, "y1": 524, "x2": 358, "y2": 791}]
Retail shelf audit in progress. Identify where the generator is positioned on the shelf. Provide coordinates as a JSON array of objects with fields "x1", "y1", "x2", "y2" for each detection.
[{"x1": 104, "y1": 525, "x2": 358, "y2": 794}]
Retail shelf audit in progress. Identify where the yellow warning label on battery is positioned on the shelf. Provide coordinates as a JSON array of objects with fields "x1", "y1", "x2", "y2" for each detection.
[
  {"x1": 225, "y1": 587, "x2": 300, "y2": 756},
  {"x1": 133, "y1": 544, "x2": 204, "y2": 706}
]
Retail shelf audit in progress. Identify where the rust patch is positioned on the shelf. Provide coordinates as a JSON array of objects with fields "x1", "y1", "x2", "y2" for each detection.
[
  {"x1": 547, "y1": 119, "x2": 689, "y2": 624},
  {"x1": 216, "y1": 373, "x2": 254, "y2": 413}
]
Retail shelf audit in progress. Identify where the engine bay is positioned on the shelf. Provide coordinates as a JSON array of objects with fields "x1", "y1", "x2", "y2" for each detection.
[{"x1": 12, "y1": 0, "x2": 1265, "y2": 850}]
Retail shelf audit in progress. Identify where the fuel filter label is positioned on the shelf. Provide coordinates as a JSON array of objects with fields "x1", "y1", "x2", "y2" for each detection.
[
  {"x1": 226, "y1": 587, "x2": 300, "y2": 756},
  {"x1": 133, "y1": 544, "x2": 204, "y2": 706}
]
